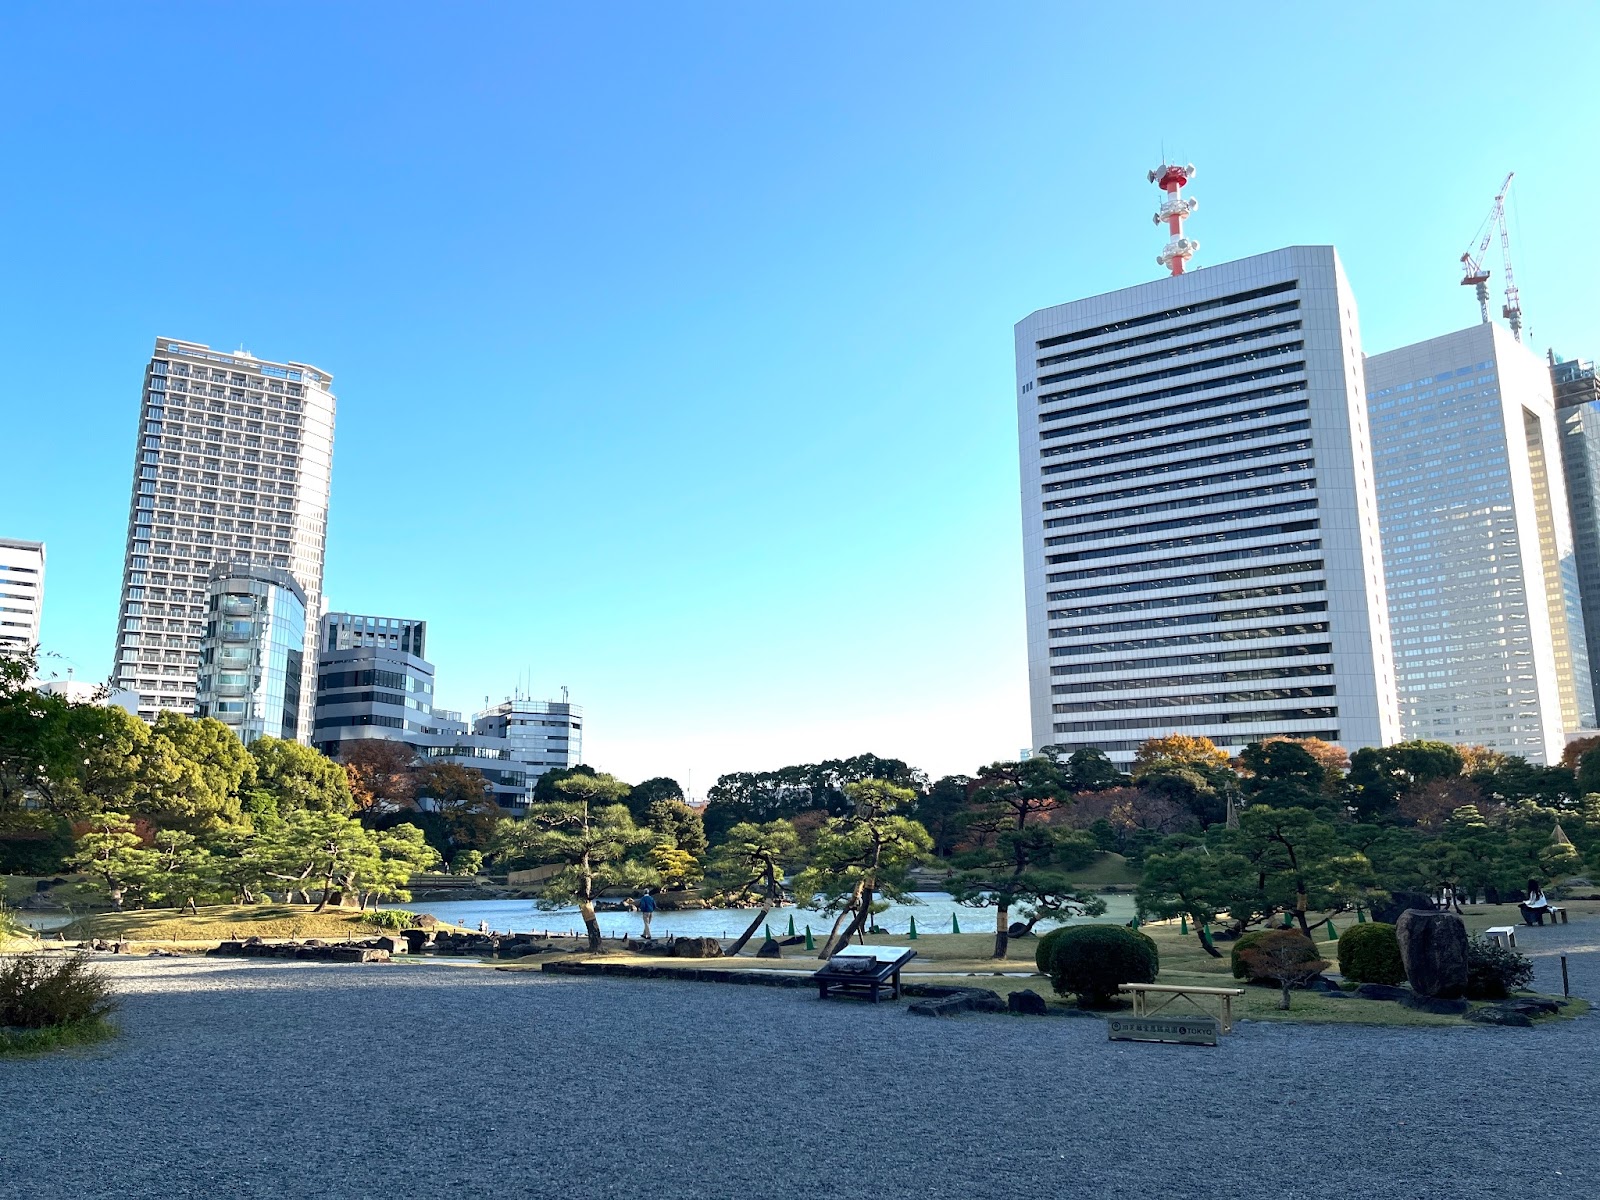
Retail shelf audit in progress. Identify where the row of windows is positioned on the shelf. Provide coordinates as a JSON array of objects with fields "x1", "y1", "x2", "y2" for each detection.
[
  {"x1": 1036, "y1": 301, "x2": 1302, "y2": 368},
  {"x1": 1051, "y1": 600, "x2": 1328, "y2": 640},
  {"x1": 1041, "y1": 379, "x2": 1309, "y2": 446},
  {"x1": 1044, "y1": 458, "x2": 1316, "y2": 515},
  {"x1": 314, "y1": 689, "x2": 428, "y2": 711},
  {"x1": 1053, "y1": 706, "x2": 1338, "y2": 735},
  {"x1": 1052, "y1": 684, "x2": 1338, "y2": 715},
  {"x1": 1039, "y1": 341, "x2": 1305, "y2": 406},
  {"x1": 1051, "y1": 662, "x2": 1334, "y2": 695},
  {"x1": 1043, "y1": 439, "x2": 1315, "y2": 497},
  {"x1": 1044, "y1": 478, "x2": 1316, "y2": 531},
  {"x1": 1041, "y1": 420, "x2": 1313, "y2": 479},
  {"x1": 1047, "y1": 621, "x2": 1331, "y2": 658},
  {"x1": 1049, "y1": 579, "x2": 1326, "y2": 621},
  {"x1": 1046, "y1": 538, "x2": 1322, "y2": 585},
  {"x1": 1047, "y1": 518, "x2": 1320, "y2": 565},
  {"x1": 1046, "y1": 497, "x2": 1319, "y2": 549},
  {"x1": 316, "y1": 668, "x2": 431, "y2": 694},
  {"x1": 313, "y1": 713, "x2": 405, "y2": 731},
  {"x1": 1048, "y1": 558, "x2": 1325, "y2": 604},
  {"x1": 1050, "y1": 730, "x2": 1342, "y2": 756},
  {"x1": 1042, "y1": 400, "x2": 1311, "y2": 463},
  {"x1": 1034, "y1": 281, "x2": 1298, "y2": 349},
  {"x1": 1038, "y1": 320, "x2": 1303, "y2": 386}
]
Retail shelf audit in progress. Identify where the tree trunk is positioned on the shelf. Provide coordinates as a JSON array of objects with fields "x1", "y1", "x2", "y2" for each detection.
[
  {"x1": 725, "y1": 907, "x2": 771, "y2": 956},
  {"x1": 1196, "y1": 926, "x2": 1222, "y2": 958},
  {"x1": 993, "y1": 902, "x2": 1010, "y2": 960},
  {"x1": 108, "y1": 886, "x2": 125, "y2": 912},
  {"x1": 578, "y1": 900, "x2": 602, "y2": 952},
  {"x1": 1278, "y1": 981, "x2": 1292, "y2": 1010}
]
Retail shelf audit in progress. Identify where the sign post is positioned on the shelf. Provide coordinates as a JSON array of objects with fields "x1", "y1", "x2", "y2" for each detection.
[{"x1": 1107, "y1": 1015, "x2": 1221, "y2": 1047}]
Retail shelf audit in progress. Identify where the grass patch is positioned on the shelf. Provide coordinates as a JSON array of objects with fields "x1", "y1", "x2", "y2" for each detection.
[
  {"x1": 1063, "y1": 852, "x2": 1141, "y2": 888},
  {"x1": 0, "y1": 1016, "x2": 117, "y2": 1056},
  {"x1": 61, "y1": 903, "x2": 466, "y2": 947}
]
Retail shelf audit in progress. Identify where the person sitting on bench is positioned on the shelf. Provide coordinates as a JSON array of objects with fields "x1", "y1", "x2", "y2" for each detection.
[{"x1": 1519, "y1": 879, "x2": 1554, "y2": 926}]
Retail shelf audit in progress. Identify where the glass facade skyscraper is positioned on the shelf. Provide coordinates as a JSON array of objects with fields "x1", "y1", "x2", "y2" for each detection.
[
  {"x1": 1366, "y1": 323, "x2": 1594, "y2": 762},
  {"x1": 110, "y1": 338, "x2": 335, "y2": 738},
  {"x1": 194, "y1": 564, "x2": 306, "y2": 744},
  {"x1": 1553, "y1": 356, "x2": 1600, "y2": 704}
]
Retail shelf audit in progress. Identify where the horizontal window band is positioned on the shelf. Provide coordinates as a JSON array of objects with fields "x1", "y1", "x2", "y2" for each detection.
[
  {"x1": 1050, "y1": 579, "x2": 1326, "y2": 620},
  {"x1": 1046, "y1": 519, "x2": 1320, "y2": 565},
  {"x1": 1043, "y1": 440, "x2": 1316, "y2": 496},
  {"x1": 1048, "y1": 622, "x2": 1331, "y2": 657},
  {"x1": 1034, "y1": 281, "x2": 1298, "y2": 349},
  {"x1": 1038, "y1": 320, "x2": 1303, "y2": 386},
  {"x1": 1053, "y1": 706, "x2": 1338, "y2": 734},
  {"x1": 1040, "y1": 380, "x2": 1309, "y2": 444},
  {"x1": 1053, "y1": 684, "x2": 1338, "y2": 714},
  {"x1": 1036, "y1": 302, "x2": 1302, "y2": 368},
  {"x1": 1042, "y1": 421, "x2": 1313, "y2": 477},
  {"x1": 1052, "y1": 663, "x2": 1334, "y2": 694},
  {"x1": 1039, "y1": 343, "x2": 1305, "y2": 406},
  {"x1": 1050, "y1": 600, "x2": 1329, "y2": 640},
  {"x1": 1046, "y1": 540, "x2": 1323, "y2": 585}
]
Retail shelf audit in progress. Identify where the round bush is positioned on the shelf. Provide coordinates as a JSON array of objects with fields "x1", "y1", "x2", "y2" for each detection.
[
  {"x1": 1337, "y1": 922, "x2": 1405, "y2": 985},
  {"x1": 1034, "y1": 926, "x2": 1072, "y2": 975},
  {"x1": 1038, "y1": 924, "x2": 1158, "y2": 1007},
  {"x1": 1466, "y1": 935, "x2": 1535, "y2": 1000},
  {"x1": 1232, "y1": 927, "x2": 1320, "y2": 984}
]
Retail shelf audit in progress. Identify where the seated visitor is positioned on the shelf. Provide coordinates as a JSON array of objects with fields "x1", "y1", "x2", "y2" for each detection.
[{"x1": 1519, "y1": 879, "x2": 1553, "y2": 926}]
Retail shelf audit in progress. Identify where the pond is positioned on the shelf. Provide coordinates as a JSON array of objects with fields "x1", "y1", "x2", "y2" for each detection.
[{"x1": 393, "y1": 891, "x2": 1139, "y2": 939}]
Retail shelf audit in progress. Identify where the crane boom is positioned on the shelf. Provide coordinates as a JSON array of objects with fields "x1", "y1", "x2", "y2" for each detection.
[{"x1": 1459, "y1": 172, "x2": 1520, "y2": 338}]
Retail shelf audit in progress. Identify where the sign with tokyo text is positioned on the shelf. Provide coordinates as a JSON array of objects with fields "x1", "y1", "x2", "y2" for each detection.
[{"x1": 1107, "y1": 1015, "x2": 1221, "y2": 1046}]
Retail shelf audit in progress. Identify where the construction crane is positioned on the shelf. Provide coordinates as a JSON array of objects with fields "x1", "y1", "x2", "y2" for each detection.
[{"x1": 1459, "y1": 171, "x2": 1523, "y2": 341}]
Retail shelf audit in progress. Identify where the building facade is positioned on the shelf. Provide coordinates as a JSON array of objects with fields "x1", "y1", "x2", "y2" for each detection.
[
  {"x1": 472, "y1": 699, "x2": 583, "y2": 774},
  {"x1": 312, "y1": 612, "x2": 437, "y2": 747},
  {"x1": 110, "y1": 338, "x2": 335, "y2": 736},
  {"x1": 1014, "y1": 245, "x2": 1400, "y2": 763},
  {"x1": 193, "y1": 564, "x2": 307, "y2": 744},
  {"x1": 0, "y1": 539, "x2": 45, "y2": 657},
  {"x1": 1552, "y1": 355, "x2": 1600, "y2": 702},
  {"x1": 1366, "y1": 324, "x2": 1594, "y2": 762}
]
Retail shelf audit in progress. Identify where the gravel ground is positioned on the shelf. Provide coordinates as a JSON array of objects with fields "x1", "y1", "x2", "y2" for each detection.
[{"x1": 2, "y1": 929, "x2": 1598, "y2": 1200}]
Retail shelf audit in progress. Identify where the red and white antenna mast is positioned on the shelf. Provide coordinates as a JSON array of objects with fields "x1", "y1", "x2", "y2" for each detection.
[{"x1": 1149, "y1": 162, "x2": 1199, "y2": 276}]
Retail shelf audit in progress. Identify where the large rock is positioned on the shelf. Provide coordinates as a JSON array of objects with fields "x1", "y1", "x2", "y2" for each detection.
[
  {"x1": 1465, "y1": 1006, "x2": 1534, "y2": 1028},
  {"x1": 1354, "y1": 982, "x2": 1409, "y2": 1003},
  {"x1": 755, "y1": 938, "x2": 782, "y2": 958},
  {"x1": 1372, "y1": 890, "x2": 1436, "y2": 925},
  {"x1": 1400, "y1": 993, "x2": 1469, "y2": 1015},
  {"x1": 1395, "y1": 909, "x2": 1469, "y2": 999},
  {"x1": 1007, "y1": 989, "x2": 1048, "y2": 1015},
  {"x1": 671, "y1": 936, "x2": 724, "y2": 959}
]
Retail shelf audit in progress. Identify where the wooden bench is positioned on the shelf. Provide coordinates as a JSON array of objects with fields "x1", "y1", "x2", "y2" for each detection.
[
  {"x1": 1120, "y1": 982, "x2": 1246, "y2": 1033},
  {"x1": 1484, "y1": 925, "x2": 1518, "y2": 948},
  {"x1": 1520, "y1": 906, "x2": 1568, "y2": 926},
  {"x1": 813, "y1": 946, "x2": 917, "y2": 1004}
]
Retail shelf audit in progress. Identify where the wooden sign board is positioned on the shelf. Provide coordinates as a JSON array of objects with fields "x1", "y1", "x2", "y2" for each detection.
[{"x1": 1107, "y1": 1015, "x2": 1221, "y2": 1046}]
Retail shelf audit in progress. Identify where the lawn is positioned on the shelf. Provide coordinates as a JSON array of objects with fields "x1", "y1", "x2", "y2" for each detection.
[
  {"x1": 498, "y1": 902, "x2": 1591, "y2": 1027},
  {"x1": 53, "y1": 903, "x2": 467, "y2": 947}
]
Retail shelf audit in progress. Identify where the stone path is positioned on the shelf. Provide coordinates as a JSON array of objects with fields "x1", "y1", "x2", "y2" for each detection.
[{"x1": 1, "y1": 924, "x2": 1597, "y2": 1199}]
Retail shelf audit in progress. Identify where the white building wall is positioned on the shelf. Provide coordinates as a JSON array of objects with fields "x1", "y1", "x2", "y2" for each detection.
[
  {"x1": 0, "y1": 539, "x2": 46, "y2": 655},
  {"x1": 1367, "y1": 323, "x2": 1590, "y2": 762},
  {"x1": 1015, "y1": 246, "x2": 1399, "y2": 763}
]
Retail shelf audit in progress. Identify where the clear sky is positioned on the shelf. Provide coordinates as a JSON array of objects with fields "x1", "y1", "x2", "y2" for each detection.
[{"x1": 2, "y1": 3, "x2": 1597, "y2": 794}]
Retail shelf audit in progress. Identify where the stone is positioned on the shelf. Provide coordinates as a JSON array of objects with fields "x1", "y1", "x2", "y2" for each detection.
[
  {"x1": 1500, "y1": 997, "x2": 1561, "y2": 1017},
  {"x1": 1305, "y1": 975, "x2": 1344, "y2": 993},
  {"x1": 373, "y1": 936, "x2": 405, "y2": 955},
  {"x1": 755, "y1": 938, "x2": 782, "y2": 958},
  {"x1": 1007, "y1": 922, "x2": 1034, "y2": 939},
  {"x1": 908, "y1": 989, "x2": 1007, "y2": 1018},
  {"x1": 1465, "y1": 1006, "x2": 1534, "y2": 1027},
  {"x1": 1007, "y1": 989, "x2": 1049, "y2": 1015},
  {"x1": 1395, "y1": 909, "x2": 1469, "y2": 998},
  {"x1": 1399, "y1": 993, "x2": 1469, "y2": 1015},
  {"x1": 400, "y1": 929, "x2": 431, "y2": 954},
  {"x1": 1354, "y1": 983, "x2": 1410, "y2": 1003},
  {"x1": 671, "y1": 936, "x2": 724, "y2": 959},
  {"x1": 1372, "y1": 890, "x2": 1438, "y2": 925}
]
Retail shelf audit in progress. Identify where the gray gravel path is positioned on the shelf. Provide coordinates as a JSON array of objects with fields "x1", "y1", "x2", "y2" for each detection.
[{"x1": 2, "y1": 928, "x2": 1598, "y2": 1200}]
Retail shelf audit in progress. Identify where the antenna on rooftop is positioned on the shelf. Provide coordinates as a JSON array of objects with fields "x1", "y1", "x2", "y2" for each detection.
[{"x1": 1148, "y1": 161, "x2": 1199, "y2": 276}]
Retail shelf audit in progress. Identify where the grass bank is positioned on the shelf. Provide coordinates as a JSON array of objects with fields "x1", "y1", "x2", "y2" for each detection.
[
  {"x1": 0, "y1": 1016, "x2": 117, "y2": 1057},
  {"x1": 58, "y1": 903, "x2": 466, "y2": 948}
]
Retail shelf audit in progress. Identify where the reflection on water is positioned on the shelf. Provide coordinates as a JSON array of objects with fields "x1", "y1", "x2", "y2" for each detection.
[
  {"x1": 394, "y1": 891, "x2": 1138, "y2": 938},
  {"x1": 14, "y1": 913, "x2": 76, "y2": 933}
]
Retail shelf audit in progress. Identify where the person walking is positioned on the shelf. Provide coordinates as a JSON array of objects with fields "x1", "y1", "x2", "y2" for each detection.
[{"x1": 639, "y1": 888, "x2": 657, "y2": 939}]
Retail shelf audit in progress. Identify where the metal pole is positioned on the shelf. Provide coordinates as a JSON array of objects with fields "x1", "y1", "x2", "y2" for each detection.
[{"x1": 1561, "y1": 954, "x2": 1570, "y2": 998}]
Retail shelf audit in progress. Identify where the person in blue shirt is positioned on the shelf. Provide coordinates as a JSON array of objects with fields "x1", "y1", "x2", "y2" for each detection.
[{"x1": 639, "y1": 888, "x2": 657, "y2": 939}]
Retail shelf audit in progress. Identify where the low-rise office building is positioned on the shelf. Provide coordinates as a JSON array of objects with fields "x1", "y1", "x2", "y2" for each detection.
[{"x1": 0, "y1": 538, "x2": 46, "y2": 657}]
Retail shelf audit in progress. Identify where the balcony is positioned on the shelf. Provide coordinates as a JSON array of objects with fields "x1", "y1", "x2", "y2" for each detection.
[
  {"x1": 220, "y1": 620, "x2": 255, "y2": 642},
  {"x1": 222, "y1": 598, "x2": 255, "y2": 618}
]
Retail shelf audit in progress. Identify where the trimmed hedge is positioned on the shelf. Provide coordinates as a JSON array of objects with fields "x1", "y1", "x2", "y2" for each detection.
[
  {"x1": 1037, "y1": 924, "x2": 1158, "y2": 1007},
  {"x1": 1337, "y1": 922, "x2": 1405, "y2": 985}
]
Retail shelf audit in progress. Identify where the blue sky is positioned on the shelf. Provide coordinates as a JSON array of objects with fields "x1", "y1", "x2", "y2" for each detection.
[{"x1": 3, "y1": 3, "x2": 1597, "y2": 792}]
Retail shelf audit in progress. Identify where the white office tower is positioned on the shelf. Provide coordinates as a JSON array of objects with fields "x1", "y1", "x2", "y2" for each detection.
[
  {"x1": 110, "y1": 339, "x2": 335, "y2": 739},
  {"x1": 0, "y1": 539, "x2": 46, "y2": 656},
  {"x1": 1015, "y1": 245, "x2": 1400, "y2": 764},
  {"x1": 1367, "y1": 324, "x2": 1594, "y2": 762}
]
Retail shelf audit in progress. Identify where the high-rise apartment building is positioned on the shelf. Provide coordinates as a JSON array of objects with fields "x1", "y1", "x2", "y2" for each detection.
[
  {"x1": 193, "y1": 564, "x2": 307, "y2": 744},
  {"x1": 1366, "y1": 324, "x2": 1594, "y2": 762},
  {"x1": 1014, "y1": 245, "x2": 1400, "y2": 763},
  {"x1": 0, "y1": 539, "x2": 45, "y2": 657},
  {"x1": 110, "y1": 338, "x2": 335, "y2": 737},
  {"x1": 1552, "y1": 355, "x2": 1600, "y2": 701}
]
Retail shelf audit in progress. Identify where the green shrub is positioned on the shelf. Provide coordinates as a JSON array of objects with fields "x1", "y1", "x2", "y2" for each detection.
[
  {"x1": 0, "y1": 954, "x2": 118, "y2": 1030},
  {"x1": 1034, "y1": 926, "x2": 1072, "y2": 975},
  {"x1": 1038, "y1": 924, "x2": 1158, "y2": 1007},
  {"x1": 1337, "y1": 922, "x2": 1405, "y2": 985},
  {"x1": 1466, "y1": 936, "x2": 1535, "y2": 1000},
  {"x1": 359, "y1": 909, "x2": 416, "y2": 931}
]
